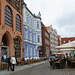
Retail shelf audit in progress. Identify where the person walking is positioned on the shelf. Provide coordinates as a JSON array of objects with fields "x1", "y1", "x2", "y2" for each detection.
[
  {"x1": 11, "y1": 55, "x2": 16, "y2": 71},
  {"x1": 7, "y1": 57, "x2": 12, "y2": 71}
]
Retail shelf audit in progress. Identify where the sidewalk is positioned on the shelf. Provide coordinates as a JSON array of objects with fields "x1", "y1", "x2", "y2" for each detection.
[{"x1": 0, "y1": 60, "x2": 48, "y2": 75}]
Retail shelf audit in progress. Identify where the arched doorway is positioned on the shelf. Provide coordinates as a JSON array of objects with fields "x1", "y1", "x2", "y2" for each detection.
[
  {"x1": 1, "y1": 33, "x2": 9, "y2": 59},
  {"x1": 14, "y1": 37, "x2": 21, "y2": 58}
]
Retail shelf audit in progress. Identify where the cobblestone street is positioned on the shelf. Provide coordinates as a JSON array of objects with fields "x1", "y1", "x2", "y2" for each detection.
[{"x1": 1, "y1": 61, "x2": 75, "y2": 75}]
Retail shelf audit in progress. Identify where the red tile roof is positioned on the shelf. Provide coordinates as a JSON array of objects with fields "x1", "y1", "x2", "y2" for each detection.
[{"x1": 46, "y1": 26, "x2": 50, "y2": 30}]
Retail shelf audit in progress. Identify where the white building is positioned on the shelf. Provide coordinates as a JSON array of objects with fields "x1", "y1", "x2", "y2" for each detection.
[
  {"x1": 46, "y1": 25, "x2": 58, "y2": 53},
  {"x1": 23, "y1": 2, "x2": 42, "y2": 59}
]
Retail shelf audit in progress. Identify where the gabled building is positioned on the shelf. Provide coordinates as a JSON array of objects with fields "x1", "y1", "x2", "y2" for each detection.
[
  {"x1": 40, "y1": 22, "x2": 50, "y2": 58},
  {"x1": 46, "y1": 25, "x2": 58, "y2": 53},
  {"x1": 0, "y1": 0, "x2": 23, "y2": 62},
  {"x1": 23, "y1": 2, "x2": 42, "y2": 60}
]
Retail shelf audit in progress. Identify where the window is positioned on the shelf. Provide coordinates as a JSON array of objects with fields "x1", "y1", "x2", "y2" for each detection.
[
  {"x1": 34, "y1": 47, "x2": 35, "y2": 56},
  {"x1": 37, "y1": 36, "x2": 40, "y2": 42},
  {"x1": 16, "y1": 14, "x2": 21, "y2": 31},
  {"x1": 14, "y1": 37, "x2": 21, "y2": 58},
  {"x1": 30, "y1": 47, "x2": 32, "y2": 55},
  {"x1": 5, "y1": 6, "x2": 12, "y2": 27},
  {"x1": 31, "y1": 19, "x2": 32, "y2": 26},
  {"x1": 30, "y1": 31, "x2": 32, "y2": 41},
  {"x1": 37, "y1": 50, "x2": 39, "y2": 56},
  {"x1": 37, "y1": 21, "x2": 39, "y2": 29},
  {"x1": 25, "y1": 29, "x2": 27, "y2": 39},
  {"x1": 27, "y1": 15, "x2": 29, "y2": 24},
  {"x1": 33, "y1": 34, "x2": 35, "y2": 42},
  {"x1": 25, "y1": 45, "x2": 28, "y2": 55},
  {"x1": 63, "y1": 40, "x2": 65, "y2": 43},
  {"x1": 68, "y1": 40, "x2": 70, "y2": 43}
]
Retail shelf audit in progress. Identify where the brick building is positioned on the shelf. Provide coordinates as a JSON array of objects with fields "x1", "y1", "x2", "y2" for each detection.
[
  {"x1": 61, "y1": 37, "x2": 75, "y2": 44},
  {"x1": 0, "y1": 0, "x2": 23, "y2": 62},
  {"x1": 40, "y1": 22, "x2": 50, "y2": 58}
]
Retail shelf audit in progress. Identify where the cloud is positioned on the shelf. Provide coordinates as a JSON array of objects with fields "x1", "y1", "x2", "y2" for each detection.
[{"x1": 24, "y1": 0, "x2": 75, "y2": 37}]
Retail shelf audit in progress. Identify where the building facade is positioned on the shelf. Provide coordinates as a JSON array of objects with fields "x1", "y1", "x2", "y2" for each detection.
[
  {"x1": 61, "y1": 37, "x2": 75, "y2": 44},
  {"x1": 0, "y1": 0, "x2": 23, "y2": 62},
  {"x1": 58, "y1": 35, "x2": 61, "y2": 46},
  {"x1": 46, "y1": 25, "x2": 58, "y2": 53},
  {"x1": 23, "y1": 3, "x2": 42, "y2": 60},
  {"x1": 40, "y1": 22, "x2": 50, "y2": 58}
]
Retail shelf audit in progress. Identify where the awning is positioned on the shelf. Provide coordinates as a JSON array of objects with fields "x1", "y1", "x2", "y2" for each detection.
[{"x1": 55, "y1": 40, "x2": 75, "y2": 49}]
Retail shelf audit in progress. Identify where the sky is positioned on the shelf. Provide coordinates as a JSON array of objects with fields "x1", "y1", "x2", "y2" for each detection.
[{"x1": 24, "y1": 0, "x2": 75, "y2": 37}]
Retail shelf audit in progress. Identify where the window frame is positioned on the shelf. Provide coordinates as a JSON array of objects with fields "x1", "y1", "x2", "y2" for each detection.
[
  {"x1": 5, "y1": 6, "x2": 12, "y2": 27},
  {"x1": 16, "y1": 14, "x2": 21, "y2": 32}
]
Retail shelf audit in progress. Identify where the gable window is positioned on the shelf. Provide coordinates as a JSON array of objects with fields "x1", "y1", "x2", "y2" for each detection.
[
  {"x1": 5, "y1": 6, "x2": 12, "y2": 27},
  {"x1": 16, "y1": 14, "x2": 21, "y2": 31}
]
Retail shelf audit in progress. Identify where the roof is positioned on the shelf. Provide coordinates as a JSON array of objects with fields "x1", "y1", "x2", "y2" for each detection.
[{"x1": 46, "y1": 26, "x2": 50, "y2": 30}]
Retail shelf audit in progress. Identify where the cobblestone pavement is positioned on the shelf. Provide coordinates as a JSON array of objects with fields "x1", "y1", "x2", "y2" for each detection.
[{"x1": 1, "y1": 61, "x2": 75, "y2": 75}]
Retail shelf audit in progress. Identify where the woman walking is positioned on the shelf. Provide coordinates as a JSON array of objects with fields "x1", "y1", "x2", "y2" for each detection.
[{"x1": 11, "y1": 56, "x2": 16, "y2": 71}]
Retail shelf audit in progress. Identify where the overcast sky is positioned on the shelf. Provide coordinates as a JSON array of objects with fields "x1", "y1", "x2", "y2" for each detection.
[{"x1": 24, "y1": 0, "x2": 75, "y2": 37}]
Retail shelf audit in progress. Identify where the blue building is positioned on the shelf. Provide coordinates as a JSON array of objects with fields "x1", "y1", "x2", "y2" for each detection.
[{"x1": 23, "y1": 2, "x2": 42, "y2": 60}]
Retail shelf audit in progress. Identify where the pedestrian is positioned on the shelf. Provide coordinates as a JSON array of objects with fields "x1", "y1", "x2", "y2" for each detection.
[
  {"x1": 11, "y1": 55, "x2": 16, "y2": 71},
  {"x1": 2, "y1": 56, "x2": 4, "y2": 62},
  {"x1": 3, "y1": 53, "x2": 7, "y2": 62},
  {"x1": 7, "y1": 57, "x2": 12, "y2": 71},
  {"x1": 53, "y1": 56, "x2": 55, "y2": 60}
]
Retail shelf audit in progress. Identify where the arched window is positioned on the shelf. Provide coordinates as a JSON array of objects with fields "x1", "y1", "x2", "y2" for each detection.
[
  {"x1": 16, "y1": 14, "x2": 21, "y2": 31},
  {"x1": 5, "y1": 6, "x2": 12, "y2": 27},
  {"x1": 14, "y1": 37, "x2": 21, "y2": 58}
]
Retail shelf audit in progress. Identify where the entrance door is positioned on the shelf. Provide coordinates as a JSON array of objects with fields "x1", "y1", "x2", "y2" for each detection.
[{"x1": 1, "y1": 46, "x2": 9, "y2": 61}]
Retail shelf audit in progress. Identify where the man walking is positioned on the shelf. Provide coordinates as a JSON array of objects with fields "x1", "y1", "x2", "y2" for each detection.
[{"x1": 11, "y1": 56, "x2": 16, "y2": 71}]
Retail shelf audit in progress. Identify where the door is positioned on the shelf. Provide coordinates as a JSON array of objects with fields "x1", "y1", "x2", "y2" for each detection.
[{"x1": 1, "y1": 46, "x2": 9, "y2": 61}]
